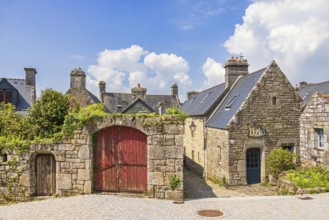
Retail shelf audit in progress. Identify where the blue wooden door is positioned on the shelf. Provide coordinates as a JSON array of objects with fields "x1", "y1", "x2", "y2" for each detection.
[{"x1": 246, "y1": 148, "x2": 261, "y2": 184}]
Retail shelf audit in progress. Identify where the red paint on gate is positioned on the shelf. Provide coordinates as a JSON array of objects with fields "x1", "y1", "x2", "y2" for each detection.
[{"x1": 94, "y1": 126, "x2": 147, "y2": 192}]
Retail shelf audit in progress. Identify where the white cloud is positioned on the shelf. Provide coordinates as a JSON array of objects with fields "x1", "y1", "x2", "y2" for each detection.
[
  {"x1": 174, "y1": 0, "x2": 226, "y2": 30},
  {"x1": 86, "y1": 45, "x2": 191, "y2": 100},
  {"x1": 202, "y1": 58, "x2": 225, "y2": 87},
  {"x1": 224, "y1": 0, "x2": 329, "y2": 83}
]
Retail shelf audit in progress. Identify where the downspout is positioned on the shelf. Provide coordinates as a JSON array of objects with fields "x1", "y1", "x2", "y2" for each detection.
[{"x1": 203, "y1": 117, "x2": 208, "y2": 179}]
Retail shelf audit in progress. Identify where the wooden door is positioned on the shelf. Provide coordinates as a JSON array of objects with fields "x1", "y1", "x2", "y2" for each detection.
[
  {"x1": 36, "y1": 154, "x2": 56, "y2": 196},
  {"x1": 95, "y1": 126, "x2": 147, "y2": 193},
  {"x1": 246, "y1": 148, "x2": 261, "y2": 184}
]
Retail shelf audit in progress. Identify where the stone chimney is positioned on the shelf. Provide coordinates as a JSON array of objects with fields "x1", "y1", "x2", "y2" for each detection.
[
  {"x1": 171, "y1": 83, "x2": 178, "y2": 96},
  {"x1": 70, "y1": 67, "x2": 86, "y2": 90},
  {"x1": 24, "y1": 68, "x2": 37, "y2": 104},
  {"x1": 131, "y1": 83, "x2": 147, "y2": 100},
  {"x1": 99, "y1": 81, "x2": 106, "y2": 102},
  {"x1": 224, "y1": 56, "x2": 249, "y2": 89},
  {"x1": 187, "y1": 91, "x2": 199, "y2": 99}
]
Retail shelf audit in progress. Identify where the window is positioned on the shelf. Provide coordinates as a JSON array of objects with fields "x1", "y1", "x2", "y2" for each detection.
[
  {"x1": 315, "y1": 128, "x2": 324, "y2": 148},
  {"x1": 192, "y1": 150, "x2": 195, "y2": 161},
  {"x1": 2, "y1": 153, "x2": 7, "y2": 162},
  {"x1": 0, "y1": 90, "x2": 12, "y2": 104},
  {"x1": 201, "y1": 93, "x2": 210, "y2": 103},
  {"x1": 225, "y1": 95, "x2": 238, "y2": 109},
  {"x1": 272, "y1": 96, "x2": 277, "y2": 105},
  {"x1": 217, "y1": 145, "x2": 221, "y2": 163}
]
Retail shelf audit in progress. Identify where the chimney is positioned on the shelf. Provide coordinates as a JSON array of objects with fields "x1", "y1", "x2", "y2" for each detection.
[
  {"x1": 99, "y1": 81, "x2": 106, "y2": 102},
  {"x1": 24, "y1": 68, "x2": 37, "y2": 104},
  {"x1": 299, "y1": 81, "x2": 307, "y2": 89},
  {"x1": 70, "y1": 67, "x2": 86, "y2": 90},
  {"x1": 187, "y1": 91, "x2": 199, "y2": 99},
  {"x1": 171, "y1": 83, "x2": 178, "y2": 96},
  {"x1": 224, "y1": 56, "x2": 249, "y2": 89},
  {"x1": 131, "y1": 83, "x2": 147, "y2": 100}
]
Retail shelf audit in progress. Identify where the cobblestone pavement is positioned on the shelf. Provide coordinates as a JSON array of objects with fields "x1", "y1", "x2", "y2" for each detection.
[
  {"x1": 184, "y1": 169, "x2": 277, "y2": 198},
  {"x1": 0, "y1": 193, "x2": 328, "y2": 219}
]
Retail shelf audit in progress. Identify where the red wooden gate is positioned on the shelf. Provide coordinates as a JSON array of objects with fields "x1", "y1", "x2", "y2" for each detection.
[{"x1": 94, "y1": 126, "x2": 147, "y2": 192}]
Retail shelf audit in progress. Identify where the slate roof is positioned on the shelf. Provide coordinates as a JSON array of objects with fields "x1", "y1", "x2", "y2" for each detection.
[
  {"x1": 298, "y1": 81, "x2": 329, "y2": 105},
  {"x1": 0, "y1": 78, "x2": 33, "y2": 115},
  {"x1": 180, "y1": 84, "x2": 226, "y2": 116},
  {"x1": 206, "y1": 68, "x2": 266, "y2": 129},
  {"x1": 102, "y1": 92, "x2": 180, "y2": 114}
]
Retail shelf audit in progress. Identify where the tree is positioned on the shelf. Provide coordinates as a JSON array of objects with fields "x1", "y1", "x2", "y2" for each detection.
[
  {"x1": 28, "y1": 89, "x2": 70, "y2": 138},
  {"x1": 267, "y1": 148, "x2": 296, "y2": 178}
]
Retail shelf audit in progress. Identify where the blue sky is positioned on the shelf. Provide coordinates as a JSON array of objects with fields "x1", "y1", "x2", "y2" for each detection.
[{"x1": 1, "y1": 0, "x2": 329, "y2": 101}]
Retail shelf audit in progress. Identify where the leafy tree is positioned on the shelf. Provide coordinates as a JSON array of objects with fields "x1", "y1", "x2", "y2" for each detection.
[
  {"x1": 0, "y1": 103, "x2": 30, "y2": 139},
  {"x1": 28, "y1": 89, "x2": 70, "y2": 138},
  {"x1": 267, "y1": 148, "x2": 296, "y2": 178}
]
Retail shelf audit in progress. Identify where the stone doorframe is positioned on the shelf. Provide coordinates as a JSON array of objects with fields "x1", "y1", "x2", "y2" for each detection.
[{"x1": 239, "y1": 138, "x2": 267, "y2": 185}]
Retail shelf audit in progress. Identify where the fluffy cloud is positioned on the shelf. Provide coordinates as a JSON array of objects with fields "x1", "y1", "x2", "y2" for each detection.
[
  {"x1": 86, "y1": 45, "x2": 191, "y2": 99},
  {"x1": 202, "y1": 58, "x2": 225, "y2": 87},
  {"x1": 224, "y1": 0, "x2": 329, "y2": 83}
]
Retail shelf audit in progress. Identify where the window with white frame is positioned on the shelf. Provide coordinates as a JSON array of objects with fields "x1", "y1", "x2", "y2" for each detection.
[{"x1": 315, "y1": 128, "x2": 324, "y2": 148}]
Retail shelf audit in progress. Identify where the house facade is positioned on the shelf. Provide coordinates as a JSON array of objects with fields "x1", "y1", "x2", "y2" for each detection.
[
  {"x1": 181, "y1": 57, "x2": 301, "y2": 185},
  {"x1": 298, "y1": 81, "x2": 329, "y2": 167},
  {"x1": 0, "y1": 68, "x2": 37, "y2": 114}
]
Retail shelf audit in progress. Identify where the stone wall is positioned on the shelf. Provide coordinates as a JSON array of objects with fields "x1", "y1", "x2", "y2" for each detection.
[
  {"x1": 206, "y1": 127, "x2": 229, "y2": 182},
  {"x1": 300, "y1": 93, "x2": 329, "y2": 167},
  {"x1": 183, "y1": 117, "x2": 205, "y2": 176},
  {"x1": 0, "y1": 115, "x2": 184, "y2": 201}
]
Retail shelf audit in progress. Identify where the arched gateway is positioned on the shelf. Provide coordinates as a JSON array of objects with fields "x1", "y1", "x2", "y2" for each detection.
[{"x1": 94, "y1": 126, "x2": 147, "y2": 192}]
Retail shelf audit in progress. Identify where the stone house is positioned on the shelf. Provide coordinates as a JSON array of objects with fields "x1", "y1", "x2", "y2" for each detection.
[
  {"x1": 0, "y1": 116, "x2": 184, "y2": 201},
  {"x1": 98, "y1": 81, "x2": 180, "y2": 114},
  {"x1": 181, "y1": 57, "x2": 301, "y2": 185},
  {"x1": 0, "y1": 68, "x2": 37, "y2": 115},
  {"x1": 298, "y1": 81, "x2": 329, "y2": 167}
]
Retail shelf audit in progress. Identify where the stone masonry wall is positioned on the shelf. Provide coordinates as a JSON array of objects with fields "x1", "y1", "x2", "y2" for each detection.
[
  {"x1": 224, "y1": 62, "x2": 301, "y2": 185},
  {"x1": 183, "y1": 117, "x2": 205, "y2": 176},
  {"x1": 206, "y1": 127, "x2": 229, "y2": 182},
  {"x1": 0, "y1": 115, "x2": 184, "y2": 201},
  {"x1": 300, "y1": 93, "x2": 329, "y2": 167}
]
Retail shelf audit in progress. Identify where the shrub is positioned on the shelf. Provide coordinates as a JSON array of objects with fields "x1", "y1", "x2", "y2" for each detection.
[
  {"x1": 286, "y1": 165, "x2": 329, "y2": 190},
  {"x1": 28, "y1": 89, "x2": 70, "y2": 138},
  {"x1": 267, "y1": 148, "x2": 296, "y2": 178}
]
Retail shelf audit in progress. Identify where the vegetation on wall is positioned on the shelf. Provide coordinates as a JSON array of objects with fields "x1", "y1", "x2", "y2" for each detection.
[{"x1": 267, "y1": 148, "x2": 296, "y2": 178}]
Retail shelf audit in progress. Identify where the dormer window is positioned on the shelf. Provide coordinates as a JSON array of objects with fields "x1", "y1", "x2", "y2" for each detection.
[{"x1": 0, "y1": 90, "x2": 13, "y2": 104}]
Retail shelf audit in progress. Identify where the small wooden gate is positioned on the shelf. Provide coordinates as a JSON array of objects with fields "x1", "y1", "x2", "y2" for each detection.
[
  {"x1": 246, "y1": 148, "x2": 261, "y2": 184},
  {"x1": 94, "y1": 126, "x2": 147, "y2": 193},
  {"x1": 36, "y1": 154, "x2": 56, "y2": 196}
]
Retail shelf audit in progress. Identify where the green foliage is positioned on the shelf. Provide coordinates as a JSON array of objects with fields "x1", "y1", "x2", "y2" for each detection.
[
  {"x1": 267, "y1": 148, "x2": 296, "y2": 178},
  {"x1": 169, "y1": 175, "x2": 181, "y2": 190},
  {"x1": 286, "y1": 165, "x2": 329, "y2": 190},
  {"x1": 62, "y1": 103, "x2": 110, "y2": 138},
  {"x1": 28, "y1": 89, "x2": 70, "y2": 138}
]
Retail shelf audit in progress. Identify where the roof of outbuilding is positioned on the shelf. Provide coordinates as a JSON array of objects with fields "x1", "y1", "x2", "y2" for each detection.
[
  {"x1": 180, "y1": 83, "x2": 226, "y2": 116},
  {"x1": 206, "y1": 68, "x2": 266, "y2": 129},
  {"x1": 298, "y1": 81, "x2": 329, "y2": 105}
]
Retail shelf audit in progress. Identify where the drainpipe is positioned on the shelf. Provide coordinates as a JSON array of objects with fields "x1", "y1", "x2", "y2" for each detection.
[{"x1": 204, "y1": 118, "x2": 208, "y2": 179}]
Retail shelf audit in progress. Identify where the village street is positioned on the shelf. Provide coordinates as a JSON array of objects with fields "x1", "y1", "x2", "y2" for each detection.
[{"x1": 0, "y1": 193, "x2": 328, "y2": 220}]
